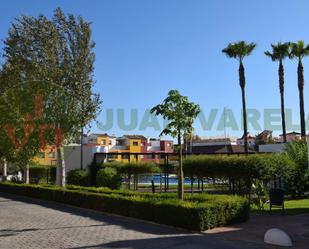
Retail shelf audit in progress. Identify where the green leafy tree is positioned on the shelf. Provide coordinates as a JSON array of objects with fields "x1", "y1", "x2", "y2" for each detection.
[
  {"x1": 289, "y1": 41, "x2": 309, "y2": 140},
  {"x1": 265, "y1": 42, "x2": 290, "y2": 143},
  {"x1": 151, "y1": 90, "x2": 200, "y2": 200},
  {"x1": 222, "y1": 41, "x2": 256, "y2": 154},
  {"x1": 0, "y1": 80, "x2": 65, "y2": 183},
  {"x1": 0, "y1": 8, "x2": 101, "y2": 186}
]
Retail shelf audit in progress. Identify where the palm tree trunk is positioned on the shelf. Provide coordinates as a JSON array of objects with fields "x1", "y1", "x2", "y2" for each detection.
[
  {"x1": 178, "y1": 131, "x2": 184, "y2": 200},
  {"x1": 279, "y1": 60, "x2": 287, "y2": 143},
  {"x1": 239, "y1": 61, "x2": 248, "y2": 154},
  {"x1": 298, "y1": 60, "x2": 306, "y2": 140}
]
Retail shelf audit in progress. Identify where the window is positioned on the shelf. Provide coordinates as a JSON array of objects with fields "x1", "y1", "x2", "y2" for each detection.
[
  {"x1": 48, "y1": 151, "x2": 55, "y2": 159},
  {"x1": 101, "y1": 139, "x2": 106, "y2": 145},
  {"x1": 122, "y1": 154, "x2": 129, "y2": 159},
  {"x1": 109, "y1": 140, "x2": 112, "y2": 145},
  {"x1": 133, "y1": 141, "x2": 138, "y2": 146},
  {"x1": 37, "y1": 152, "x2": 45, "y2": 159}
]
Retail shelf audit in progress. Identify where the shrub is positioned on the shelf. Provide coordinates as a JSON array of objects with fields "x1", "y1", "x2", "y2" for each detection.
[
  {"x1": 183, "y1": 154, "x2": 295, "y2": 180},
  {"x1": 89, "y1": 160, "x2": 160, "y2": 186},
  {"x1": 29, "y1": 165, "x2": 57, "y2": 184},
  {"x1": 96, "y1": 167, "x2": 121, "y2": 189},
  {"x1": 284, "y1": 141, "x2": 309, "y2": 197},
  {"x1": 0, "y1": 182, "x2": 249, "y2": 231},
  {"x1": 29, "y1": 165, "x2": 47, "y2": 184},
  {"x1": 66, "y1": 169, "x2": 89, "y2": 186}
]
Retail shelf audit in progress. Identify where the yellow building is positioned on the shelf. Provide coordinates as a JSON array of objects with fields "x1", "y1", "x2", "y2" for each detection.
[
  {"x1": 109, "y1": 135, "x2": 147, "y2": 162},
  {"x1": 33, "y1": 146, "x2": 58, "y2": 166}
]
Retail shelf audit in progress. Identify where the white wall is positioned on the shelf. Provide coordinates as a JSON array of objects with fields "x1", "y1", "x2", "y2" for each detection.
[
  {"x1": 258, "y1": 144, "x2": 285, "y2": 153},
  {"x1": 64, "y1": 145, "x2": 94, "y2": 172}
]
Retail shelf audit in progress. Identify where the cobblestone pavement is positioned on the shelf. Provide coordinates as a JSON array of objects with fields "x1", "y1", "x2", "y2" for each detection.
[{"x1": 0, "y1": 193, "x2": 268, "y2": 249}]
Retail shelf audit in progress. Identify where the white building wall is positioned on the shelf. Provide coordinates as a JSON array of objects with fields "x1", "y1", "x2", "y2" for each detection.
[
  {"x1": 258, "y1": 144, "x2": 285, "y2": 153},
  {"x1": 64, "y1": 145, "x2": 94, "y2": 172}
]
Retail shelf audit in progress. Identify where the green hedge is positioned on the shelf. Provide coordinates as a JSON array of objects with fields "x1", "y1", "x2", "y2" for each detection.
[
  {"x1": 89, "y1": 160, "x2": 160, "y2": 186},
  {"x1": 29, "y1": 165, "x2": 56, "y2": 184},
  {"x1": 96, "y1": 167, "x2": 122, "y2": 189},
  {"x1": 183, "y1": 154, "x2": 295, "y2": 180},
  {"x1": 66, "y1": 169, "x2": 89, "y2": 186},
  {"x1": 0, "y1": 182, "x2": 249, "y2": 231}
]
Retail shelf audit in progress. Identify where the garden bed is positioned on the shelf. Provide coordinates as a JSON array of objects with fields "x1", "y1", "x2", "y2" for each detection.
[{"x1": 0, "y1": 182, "x2": 249, "y2": 231}]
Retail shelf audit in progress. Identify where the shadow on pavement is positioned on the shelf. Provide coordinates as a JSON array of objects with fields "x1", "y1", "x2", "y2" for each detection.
[
  {"x1": 0, "y1": 192, "x2": 184, "y2": 236},
  {"x1": 67, "y1": 235, "x2": 264, "y2": 249}
]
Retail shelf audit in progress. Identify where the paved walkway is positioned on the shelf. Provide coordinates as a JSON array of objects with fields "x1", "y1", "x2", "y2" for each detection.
[{"x1": 0, "y1": 193, "x2": 286, "y2": 249}]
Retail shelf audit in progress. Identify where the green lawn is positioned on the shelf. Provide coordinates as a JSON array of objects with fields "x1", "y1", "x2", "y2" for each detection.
[{"x1": 252, "y1": 198, "x2": 309, "y2": 215}]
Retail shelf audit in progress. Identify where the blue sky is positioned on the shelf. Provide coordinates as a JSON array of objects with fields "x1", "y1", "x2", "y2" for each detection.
[{"x1": 1, "y1": 0, "x2": 309, "y2": 139}]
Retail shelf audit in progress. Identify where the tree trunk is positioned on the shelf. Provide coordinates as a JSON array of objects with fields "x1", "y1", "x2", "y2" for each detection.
[
  {"x1": 298, "y1": 60, "x2": 306, "y2": 140},
  {"x1": 56, "y1": 146, "x2": 66, "y2": 187},
  {"x1": 80, "y1": 127, "x2": 84, "y2": 170},
  {"x1": 128, "y1": 174, "x2": 131, "y2": 190},
  {"x1": 2, "y1": 158, "x2": 7, "y2": 181},
  {"x1": 178, "y1": 132, "x2": 184, "y2": 200},
  {"x1": 279, "y1": 60, "x2": 287, "y2": 143},
  {"x1": 24, "y1": 164, "x2": 29, "y2": 184},
  {"x1": 239, "y1": 62, "x2": 248, "y2": 154}
]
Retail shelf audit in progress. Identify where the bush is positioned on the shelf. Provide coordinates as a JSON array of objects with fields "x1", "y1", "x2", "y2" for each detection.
[
  {"x1": 96, "y1": 167, "x2": 121, "y2": 189},
  {"x1": 29, "y1": 165, "x2": 57, "y2": 184},
  {"x1": 66, "y1": 169, "x2": 89, "y2": 186},
  {"x1": 29, "y1": 165, "x2": 47, "y2": 184},
  {"x1": 183, "y1": 154, "x2": 295, "y2": 180},
  {"x1": 284, "y1": 141, "x2": 309, "y2": 197},
  {"x1": 0, "y1": 182, "x2": 249, "y2": 231},
  {"x1": 89, "y1": 160, "x2": 160, "y2": 186}
]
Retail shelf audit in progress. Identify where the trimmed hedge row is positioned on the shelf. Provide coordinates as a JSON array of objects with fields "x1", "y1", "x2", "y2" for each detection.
[
  {"x1": 0, "y1": 182, "x2": 249, "y2": 231},
  {"x1": 89, "y1": 161, "x2": 160, "y2": 185},
  {"x1": 183, "y1": 154, "x2": 295, "y2": 180}
]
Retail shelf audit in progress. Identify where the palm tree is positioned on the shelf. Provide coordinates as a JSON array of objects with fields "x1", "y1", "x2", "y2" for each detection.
[
  {"x1": 289, "y1": 41, "x2": 309, "y2": 141},
  {"x1": 265, "y1": 42, "x2": 290, "y2": 143},
  {"x1": 222, "y1": 41, "x2": 256, "y2": 154}
]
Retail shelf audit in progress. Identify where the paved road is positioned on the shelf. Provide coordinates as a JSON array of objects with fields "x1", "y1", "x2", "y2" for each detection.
[{"x1": 0, "y1": 193, "x2": 267, "y2": 249}]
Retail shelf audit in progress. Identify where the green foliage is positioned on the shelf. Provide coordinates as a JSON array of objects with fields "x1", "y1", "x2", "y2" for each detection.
[
  {"x1": 28, "y1": 165, "x2": 56, "y2": 184},
  {"x1": 89, "y1": 161, "x2": 160, "y2": 186},
  {"x1": 289, "y1": 41, "x2": 309, "y2": 60},
  {"x1": 252, "y1": 180, "x2": 266, "y2": 210},
  {"x1": 222, "y1": 41, "x2": 256, "y2": 61},
  {"x1": 66, "y1": 169, "x2": 89, "y2": 186},
  {"x1": 284, "y1": 141, "x2": 309, "y2": 197},
  {"x1": 150, "y1": 90, "x2": 200, "y2": 138},
  {"x1": 1, "y1": 8, "x2": 101, "y2": 140},
  {"x1": 150, "y1": 89, "x2": 200, "y2": 200},
  {"x1": 0, "y1": 182, "x2": 250, "y2": 231},
  {"x1": 115, "y1": 161, "x2": 160, "y2": 175},
  {"x1": 0, "y1": 8, "x2": 101, "y2": 186},
  {"x1": 29, "y1": 165, "x2": 47, "y2": 184},
  {"x1": 183, "y1": 154, "x2": 295, "y2": 180},
  {"x1": 96, "y1": 167, "x2": 122, "y2": 189},
  {"x1": 265, "y1": 42, "x2": 290, "y2": 61}
]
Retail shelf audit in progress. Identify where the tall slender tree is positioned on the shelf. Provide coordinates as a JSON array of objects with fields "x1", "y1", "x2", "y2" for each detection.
[
  {"x1": 222, "y1": 41, "x2": 256, "y2": 154},
  {"x1": 289, "y1": 41, "x2": 309, "y2": 141},
  {"x1": 0, "y1": 8, "x2": 101, "y2": 186},
  {"x1": 151, "y1": 90, "x2": 200, "y2": 200},
  {"x1": 265, "y1": 42, "x2": 290, "y2": 143}
]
